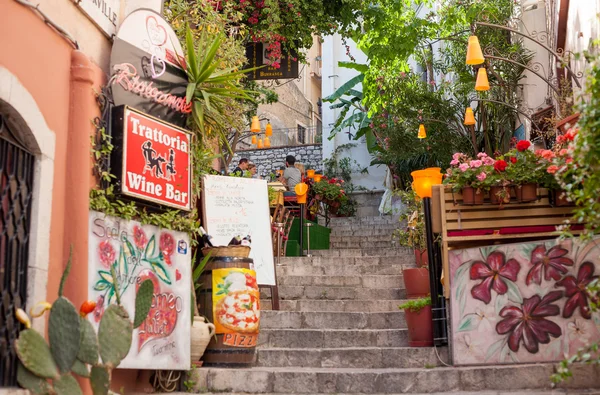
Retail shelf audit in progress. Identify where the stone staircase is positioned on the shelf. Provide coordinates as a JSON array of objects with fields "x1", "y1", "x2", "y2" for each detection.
[{"x1": 186, "y1": 216, "x2": 600, "y2": 394}]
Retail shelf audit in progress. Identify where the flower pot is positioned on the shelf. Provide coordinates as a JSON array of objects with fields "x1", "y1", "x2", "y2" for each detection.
[
  {"x1": 515, "y1": 183, "x2": 538, "y2": 203},
  {"x1": 490, "y1": 186, "x2": 510, "y2": 205},
  {"x1": 405, "y1": 305, "x2": 434, "y2": 347},
  {"x1": 191, "y1": 316, "x2": 216, "y2": 364},
  {"x1": 413, "y1": 249, "x2": 428, "y2": 268},
  {"x1": 549, "y1": 189, "x2": 573, "y2": 207},
  {"x1": 403, "y1": 268, "x2": 430, "y2": 299},
  {"x1": 461, "y1": 186, "x2": 484, "y2": 205}
]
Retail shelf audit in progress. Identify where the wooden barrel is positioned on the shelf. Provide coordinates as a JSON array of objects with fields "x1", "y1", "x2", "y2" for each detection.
[{"x1": 198, "y1": 256, "x2": 258, "y2": 366}]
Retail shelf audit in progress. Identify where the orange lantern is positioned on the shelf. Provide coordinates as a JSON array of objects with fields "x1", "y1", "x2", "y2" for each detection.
[
  {"x1": 307, "y1": 169, "x2": 315, "y2": 178},
  {"x1": 264, "y1": 137, "x2": 271, "y2": 147},
  {"x1": 257, "y1": 139, "x2": 264, "y2": 149},
  {"x1": 265, "y1": 122, "x2": 273, "y2": 136},
  {"x1": 475, "y1": 67, "x2": 490, "y2": 91},
  {"x1": 464, "y1": 107, "x2": 476, "y2": 126},
  {"x1": 411, "y1": 168, "x2": 443, "y2": 199},
  {"x1": 466, "y1": 35, "x2": 485, "y2": 65},
  {"x1": 313, "y1": 174, "x2": 323, "y2": 183},
  {"x1": 251, "y1": 135, "x2": 257, "y2": 144},
  {"x1": 295, "y1": 182, "x2": 309, "y2": 204},
  {"x1": 418, "y1": 124, "x2": 426, "y2": 139},
  {"x1": 251, "y1": 115, "x2": 260, "y2": 133}
]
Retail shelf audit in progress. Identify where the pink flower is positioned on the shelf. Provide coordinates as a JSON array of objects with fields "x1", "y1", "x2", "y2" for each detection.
[
  {"x1": 452, "y1": 153, "x2": 461, "y2": 161},
  {"x1": 483, "y1": 157, "x2": 495, "y2": 166},
  {"x1": 459, "y1": 163, "x2": 469, "y2": 172},
  {"x1": 476, "y1": 172, "x2": 487, "y2": 181},
  {"x1": 547, "y1": 165, "x2": 559, "y2": 174},
  {"x1": 160, "y1": 232, "x2": 175, "y2": 265},
  {"x1": 559, "y1": 149, "x2": 569, "y2": 156},
  {"x1": 470, "y1": 160, "x2": 483, "y2": 168},
  {"x1": 98, "y1": 240, "x2": 116, "y2": 269},
  {"x1": 477, "y1": 152, "x2": 487, "y2": 158},
  {"x1": 133, "y1": 226, "x2": 147, "y2": 250},
  {"x1": 450, "y1": 159, "x2": 459, "y2": 166}
]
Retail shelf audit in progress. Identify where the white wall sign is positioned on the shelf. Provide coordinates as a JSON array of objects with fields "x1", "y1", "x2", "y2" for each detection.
[
  {"x1": 202, "y1": 175, "x2": 277, "y2": 286},
  {"x1": 77, "y1": 0, "x2": 122, "y2": 37},
  {"x1": 88, "y1": 210, "x2": 191, "y2": 370}
]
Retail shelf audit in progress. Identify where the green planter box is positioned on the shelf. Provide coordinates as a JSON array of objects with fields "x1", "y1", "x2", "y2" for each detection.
[
  {"x1": 285, "y1": 241, "x2": 300, "y2": 257},
  {"x1": 287, "y1": 219, "x2": 331, "y2": 250}
]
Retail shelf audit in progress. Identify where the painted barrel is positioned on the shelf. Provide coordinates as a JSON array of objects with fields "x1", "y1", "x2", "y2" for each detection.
[{"x1": 198, "y1": 256, "x2": 259, "y2": 366}]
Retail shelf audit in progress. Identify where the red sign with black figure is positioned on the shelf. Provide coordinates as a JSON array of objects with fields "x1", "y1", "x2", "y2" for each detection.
[{"x1": 120, "y1": 107, "x2": 191, "y2": 211}]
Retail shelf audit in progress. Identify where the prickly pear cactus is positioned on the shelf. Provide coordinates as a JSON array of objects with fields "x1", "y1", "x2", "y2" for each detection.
[{"x1": 13, "y1": 249, "x2": 154, "y2": 395}]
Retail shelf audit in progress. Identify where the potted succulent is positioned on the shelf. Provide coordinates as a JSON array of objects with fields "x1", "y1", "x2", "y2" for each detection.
[
  {"x1": 503, "y1": 140, "x2": 543, "y2": 202},
  {"x1": 394, "y1": 188, "x2": 430, "y2": 298},
  {"x1": 444, "y1": 152, "x2": 495, "y2": 205},
  {"x1": 399, "y1": 296, "x2": 433, "y2": 347}
]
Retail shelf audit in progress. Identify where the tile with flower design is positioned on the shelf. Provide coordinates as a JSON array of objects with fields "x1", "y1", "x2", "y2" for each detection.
[{"x1": 449, "y1": 237, "x2": 600, "y2": 365}]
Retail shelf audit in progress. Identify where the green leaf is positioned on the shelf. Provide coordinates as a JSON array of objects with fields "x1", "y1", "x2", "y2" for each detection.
[
  {"x1": 338, "y1": 61, "x2": 369, "y2": 73},
  {"x1": 485, "y1": 338, "x2": 506, "y2": 362},
  {"x1": 58, "y1": 246, "x2": 73, "y2": 297},
  {"x1": 118, "y1": 247, "x2": 126, "y2": 279},
  {"x1": 98, "y1": 271, "x2": 113, "y2": 284},
  {"x1": 186, "y1": 82, "x2": 197, "y2": 104},
  {"x1": 323, "y1": 74, "x2": 364, "y2": 102},
  {"x1": 185, "y1": 25, "x2": 199, "y2": 79},
  {"x1": 15, "y1": 330, "x2": 59, "y2": 379},
  {"x1": 505, "y1": 279, "x2": 523, "y2": 304},
  {"x1": 144, "y1": 235, "x2": 156, "y2": 259},
  {"x1": 90, "y1": 366, "x2": 110, "y2": 395},
  {"x1": 457, "y1": 314, "x2": 479, "y2": 332},
  {"x1": 365, "y1": 129, "x2": 377, "y2": 153},
  {"x1": 49, "y1": 297, "x2": 81, "y2": 373},
  {"x1": 71, "y1": 359, "x2": 90, "y2": 378},
  {"x1": 133, "y1": 279, "x2": 154, "y2": 329},
  {"x1": 17, "y1": 362, "x2": 53, "y2": 394},
  {"x1": 123, "y1": 238, "x2": 136, "y2": 261},
  {"x1": 94, "y1": 280, "x2": 110, "y2": 291},
  {"x1": 193, "y1": 251, "x2": 212, "y2": 283},
  {"x1": 53, "y1": 373, "x2": 82, "y2": 395},
  {"x1": 144, "y1": 258, "x2": 172, "y2": 285}
]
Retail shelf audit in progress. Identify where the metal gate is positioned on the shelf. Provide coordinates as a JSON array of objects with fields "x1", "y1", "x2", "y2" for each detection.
[{"x1": 0, "y1": 114, "x2": 35, "y2": 387}]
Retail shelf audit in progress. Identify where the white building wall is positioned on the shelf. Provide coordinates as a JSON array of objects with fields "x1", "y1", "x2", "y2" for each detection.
[{"x1": 321, "y1": 34, "x2": 386, "y2": 191}]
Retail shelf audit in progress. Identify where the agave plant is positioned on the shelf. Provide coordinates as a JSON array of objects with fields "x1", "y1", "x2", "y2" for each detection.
[{"x1": 182, "y1": 24, "x2": 258, "y2": 152}]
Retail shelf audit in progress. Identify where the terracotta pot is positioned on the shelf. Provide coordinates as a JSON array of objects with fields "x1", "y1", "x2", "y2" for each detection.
[
  {"x1": 403, "y1": 268, "x2": 430, "y2": 299},
  {"x1": 413, "y1": 249, "x2": 428, "y2": 268},
  {"x1": 462, "y1": 186, "x2": 484, "y2": 205},
  {"x1": 405, "y1": 305, "x2": 434, "y2": 347},
  {"x1": 490, "y1": 186, "x2": 510, "y2": 205},
  {"x1": 191, "y1": 316, "x2": 215, "y2": 364},
  {"x1": 515, "y1": 183, "x2": 538, "y2": 203},
  {"x1": 549, "y1": 189, "x2": 573, "y2": 207}
]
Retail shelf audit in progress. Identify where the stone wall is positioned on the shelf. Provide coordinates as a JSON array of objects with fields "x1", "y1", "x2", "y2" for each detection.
[{"x1": 229, "y1": 144, "x2": 323, "y2": 176}]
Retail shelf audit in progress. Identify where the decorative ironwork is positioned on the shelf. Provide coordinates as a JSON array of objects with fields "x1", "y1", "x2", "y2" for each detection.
[{"x1": 0, "y1": 114, "x2": 35, "y2": 387}]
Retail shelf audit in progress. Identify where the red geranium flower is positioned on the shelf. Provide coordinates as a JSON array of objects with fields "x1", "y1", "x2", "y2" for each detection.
[
  {"x1": 556, "y1": 262, "x2": 598, "y2": 319},
  {"x1": 98, "y1": 240, "x2": 116, "y2": 269},
  {"x1": 496, "y1": 290, "x2": 563, "y2": 353},
  {"x1": 160, "y1": 232, "x2": 175, "y2": 265},
  {"x1": 510, "y1": 157, "x2": 517, "y2": 164},
  {"x1": 133, "y1": 226, "x2": 148, "y2": 250},
  {"x1": 470, "y1": 251, "x2": 521, "y2": 304},
  {"x1": 516, "y1": 140, "x2": 531, "y2": 152},
  {"x1": 526, "y1": 245, "x2": 574, "y2": 285},
  {"x1": 494, "y1": 160, "x2": 507, "y2": 172}
]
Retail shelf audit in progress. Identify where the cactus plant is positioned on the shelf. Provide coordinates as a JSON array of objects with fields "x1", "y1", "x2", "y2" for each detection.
[{"x1": 13, "y1": 250, "x2": 154, "y2": 394}]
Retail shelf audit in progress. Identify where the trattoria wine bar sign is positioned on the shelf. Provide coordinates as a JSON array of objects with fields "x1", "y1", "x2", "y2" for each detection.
[{"x1": 112, "y1": 106, "x2": 191, "y2": 211}]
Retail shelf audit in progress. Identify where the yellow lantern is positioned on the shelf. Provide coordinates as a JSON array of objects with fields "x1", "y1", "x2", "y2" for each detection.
[
  {"x1": 464, "y1": 107, "x2": 476, "y2": 126},
  {"x1": 475, "y1": 67, "x2": 490, "y2": 91},
  {"x1": 251, "y1": 115, "x2": 261, "y2": 133},
  {"x1": 264, "y1": 137, "x2": 271, "y2": 147},
  {"x1": 307, "y1": 169, "x2": 315, "y2": 178},
  {"x1": 257, "y1": 139, "x2": 264, "y2": 149},
  {"x1": 466, "y1": 35, "x2": 485, "y2": 65},
  {"x1": 295, "y1": 182, "x2": 309, "y2": 204},
  {"x1": 411, "y1": 167, "x2": 443, "y2": 199},
  {"x1": 418, "y1": 124, "x2": 427, "y2": 139},
  {"x1": 313, "y1": 174, "x2": 323, "y2": 183},
  {"x1": 265, "y1": 122, "x2": 273, "y2": 136},
  {"x1": 251, "y1": 135, "x2": 257, "y2": 144}
]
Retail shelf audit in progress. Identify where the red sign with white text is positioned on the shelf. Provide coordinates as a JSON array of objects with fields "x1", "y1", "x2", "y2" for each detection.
[{"x1": 121, "y1": 107, "x2": 191, "y2": 211}]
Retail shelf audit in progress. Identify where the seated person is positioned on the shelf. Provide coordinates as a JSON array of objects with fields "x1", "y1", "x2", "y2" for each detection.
[
  {"x1": 279, "y1": 155, "x2": 302, "y2": 196},
  {"x1": 231, "y1": 158, "x2": 249, "y2": 176},
  {"x1": 248, "y1": 162, "x2": 261, "y2": 179},
  {"x1": 295, "y1": 163, "x2": 306, "y2": 180}
]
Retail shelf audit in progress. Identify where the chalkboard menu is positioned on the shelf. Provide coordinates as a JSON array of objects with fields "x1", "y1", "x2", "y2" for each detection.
[{"x1": 201, "y1": 175, "x2": 276, "y2": 286}]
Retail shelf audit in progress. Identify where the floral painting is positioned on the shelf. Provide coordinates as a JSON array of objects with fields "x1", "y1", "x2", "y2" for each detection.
[
  {"x1": 88, "y1": 211, "x2": 191, "y2": 370},
  {"x1": 449, "y1": 236, "x2": 600, "y2": 365}
]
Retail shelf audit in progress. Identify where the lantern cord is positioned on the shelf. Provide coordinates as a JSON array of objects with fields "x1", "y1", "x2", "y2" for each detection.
[
  {"x1": 434, "y1": 345, "x2": 452, "y2": 367},
  {"x1": 14, "y1": 0, "x2": 79, "y2": 49}
]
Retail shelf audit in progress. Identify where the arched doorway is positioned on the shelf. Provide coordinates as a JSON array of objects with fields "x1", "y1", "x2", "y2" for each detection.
[{"x1": 0, "y1": 113, "x2": 35, "y2": 387}]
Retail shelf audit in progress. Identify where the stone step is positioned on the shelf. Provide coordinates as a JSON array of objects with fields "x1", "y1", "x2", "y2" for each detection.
[
  {"x1": 279, "y1": 256, "x2": 411, "y2": 266},
  {"x1": 331, "y1": 240, "x2": 399, "y2": 249},
  {"x1": 262, "y1": 299, "x2": 404, "y2": 312},
  {"x1": 256, "y1": 347, "x2": 447, "y2": 369},
  {"x1": 329, "y1": 216, "x2": 399, "y2": 226},
  {"x1": 260, "y1": 286, "x2": 406, "y2": 301},
  {"x1": 277, "y1": 275, "x2": 403, "y2": 289},
  {"x1": 311, "y1": 247, "x2": 413, "y2": 258},
  {"x1": 186, "y1": 364, "x2": 600, "y2": 393},
  {"x1": 331, "y1": 228, "x2": 397, "y2": 237},
  {"x1": 258, "y1": 328, "x2": 409, "y2": 349},
  {"x1": 330, "y1": 235, "x2": 393, "y2": 243},
  {"x1": 260, "y1": 310, "x2": 406, "y2": 329},
  {"x1": 277, "y1": 262, "x2": 410, "y2": 276},
  {"x1": 164, "y1": 391, "x2": 600, "y2": 395}
]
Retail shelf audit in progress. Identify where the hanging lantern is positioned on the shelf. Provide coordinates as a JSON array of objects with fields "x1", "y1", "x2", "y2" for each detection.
[
  {"x1": 418, "y1": 124, "x2": 426, "y2": 139},
  {"x1": 251, "y1": 135, "x2": 257, "y2": 144},
  {"x1": 466, "y1": 35, "x2": 485, "y2": 65},
  {"x1": 264, "y1": 137, "x2": 271, "y2": 148},
  {"x1": 257, "y1": 139, "x2": 264, "y2": 149},
  {"x1": 464, "y1": 107, "x2": 476, "y2": 126},
  {"x1": 251, "y1": 115, "x2": 261, "y2": 133},
  {"x1": 265, "y1": 122, "x2": 273, "y2": 136},
  {"x1": 475, "y1": 67, "x2": 490, "y2": 91}
]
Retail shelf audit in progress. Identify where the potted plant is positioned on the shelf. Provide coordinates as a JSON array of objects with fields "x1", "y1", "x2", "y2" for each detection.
[
  {"x1": 490, "y1": 158, "x2": 511, "y2": 206},
  {"x1": 394, "y1": 188, "x2": 430, "y2": 298},
  {"x1": 399, "y1": 296, "x2": 433, "y2": 347},
  {"x1": 312, "y1": 177, "x2": 346, "y2": 211},
  {"x1": 191, "y1": 252, "x2": 216, "y2": 365},
  {"x1": 444, "y1": 152, "x2": 494, "y2": 205},
  {"x1": 538, "y1": 130, "x2": 577, "y2": 206},
  {"x1": 503, "y1": 140, "x2": 542, "y2": 202}
]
